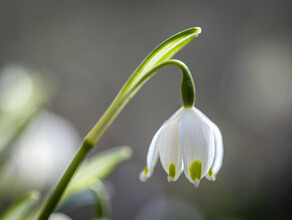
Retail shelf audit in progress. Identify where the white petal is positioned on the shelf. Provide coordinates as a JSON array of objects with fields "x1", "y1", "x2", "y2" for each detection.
[
  {"x1": 158, "y1": 116, "x2": 184, "y2": 181},
  {"x1": 139, "y1": 107, "x2": 184, "y2": 182},
  {"x1": 194, "y1": 180, "x2": 200, "y2": 188},
  {"x1": 206, "y1": 122, "x2": 223, "y2": 181},
  {"x1": 195, "y1": 109, "x2": 224, "y2": 181},
  {"x1": 162, "y1": 107, "x2": 184, "y2": 126},
  {"x1": 139, "y1": 126, "x2": 163, "y2": 182},
  {"x1": 179, "y1": 108, "x2": 215, "y2": 185}
]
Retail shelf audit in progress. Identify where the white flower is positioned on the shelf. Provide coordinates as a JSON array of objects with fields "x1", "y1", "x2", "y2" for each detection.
[{"x1": 139, "y1": 107, "x2": 223, "y2": 187}]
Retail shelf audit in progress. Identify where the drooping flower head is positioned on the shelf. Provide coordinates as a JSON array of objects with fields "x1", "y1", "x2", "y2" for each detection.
[{"x1": 140, "y1": 106, "x2": 223, "y2": 187}]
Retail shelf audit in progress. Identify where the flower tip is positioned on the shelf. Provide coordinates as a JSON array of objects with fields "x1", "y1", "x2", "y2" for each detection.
[
  {"x1": 139, "y1": 171, "x2": 148, "y2": 182},
  {"x1": 189, "y1": 27, "x2": 202, "y2": 36},
  {"x1": 206, "y1": 167, "x2": 216, "y2": 181},
  {"x1": 139, "y1": 166, "x2": 149, "y2": 182},
  {"x1": 206, "y1": 174, "x2": 216, "y2": 181},
  {"x1": 194, "y1": 179, "x2": 200, "y2": 188},
  {"x1": 167, "y1": 176, "x2": 176, "y2": 182},
  {"x1": 194, "y1": 27, "x2": 202, "y2": 34}
]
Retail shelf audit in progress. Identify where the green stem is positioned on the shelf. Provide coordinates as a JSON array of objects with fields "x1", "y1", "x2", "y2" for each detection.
[
  {"x1": 37, "y1": 140, "x2": 92, "y2": 220},
  {"x1": 86, "y1": 59, "x2": 195, "y2": 145},
  {"x1": 37, "y1": 59, "x2": 195, "y2": 220},
  {"x1": 128, "y1": 59, "x2": 195, "y2": 107}
]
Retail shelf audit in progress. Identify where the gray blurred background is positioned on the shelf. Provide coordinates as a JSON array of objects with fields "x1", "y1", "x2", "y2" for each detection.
[{"x1": 1, "y1": 0, "x2": 292, "y2": 219}]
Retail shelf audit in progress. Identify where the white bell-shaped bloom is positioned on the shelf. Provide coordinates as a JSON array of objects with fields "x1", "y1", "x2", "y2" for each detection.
[{"x1": 140, "y1": 107, "x2": 223, "y2": 187}]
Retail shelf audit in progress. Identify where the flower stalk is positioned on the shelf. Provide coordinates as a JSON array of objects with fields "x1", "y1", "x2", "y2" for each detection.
[{"x1": 37, "y1": 27, "x2": 201, "y2": 220}]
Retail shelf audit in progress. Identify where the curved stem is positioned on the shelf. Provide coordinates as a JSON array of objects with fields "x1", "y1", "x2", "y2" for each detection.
[
  {"x1": 127, "y1": 59, "x2": 195, "y2": 107},
  {"x1": 37, "y1": 59, "x2": 195, "y2": 220},
  {"x1": 86, "y1": 59, "x2": 195, "y2": 145}
]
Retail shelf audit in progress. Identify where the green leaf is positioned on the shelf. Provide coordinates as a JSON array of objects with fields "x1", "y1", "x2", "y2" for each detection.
[
  {"x1": 90, "y1": 180, "x2": 111, "y2": 220},
  {"x1": 56, "y1": 180, "x2": 111, "y2": 220},
  {"x1": 56, "y1": 188, "x2": 96, "y2": 211},
  {"x1": 58, "y1": 146, "x2": 132, "y2": 208},
  {"x1": 0, "y1": 190, "x2": 40, "y2": 220},
  {"x1": 124, "y1": 27, "x2": 201, "y2": 93}
]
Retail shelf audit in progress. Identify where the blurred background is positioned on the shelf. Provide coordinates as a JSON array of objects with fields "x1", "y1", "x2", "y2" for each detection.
[{"x1": 0, "y1": 0, "x2": 292, "y2": 219}]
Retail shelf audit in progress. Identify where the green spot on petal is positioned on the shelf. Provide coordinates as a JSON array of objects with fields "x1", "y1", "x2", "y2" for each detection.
[
  {"x1": 143, "y1": 166, "x2": 149, "y2": 175},
  {"x1": 208, "y1": 167, "x2": 213, "y2": 176},
  {"x1": 189, "y1": 160, "x2": 202, "y2": 181},
  {"x1": 169, "y1": 163, "x2": 176, "y2": 179}
]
